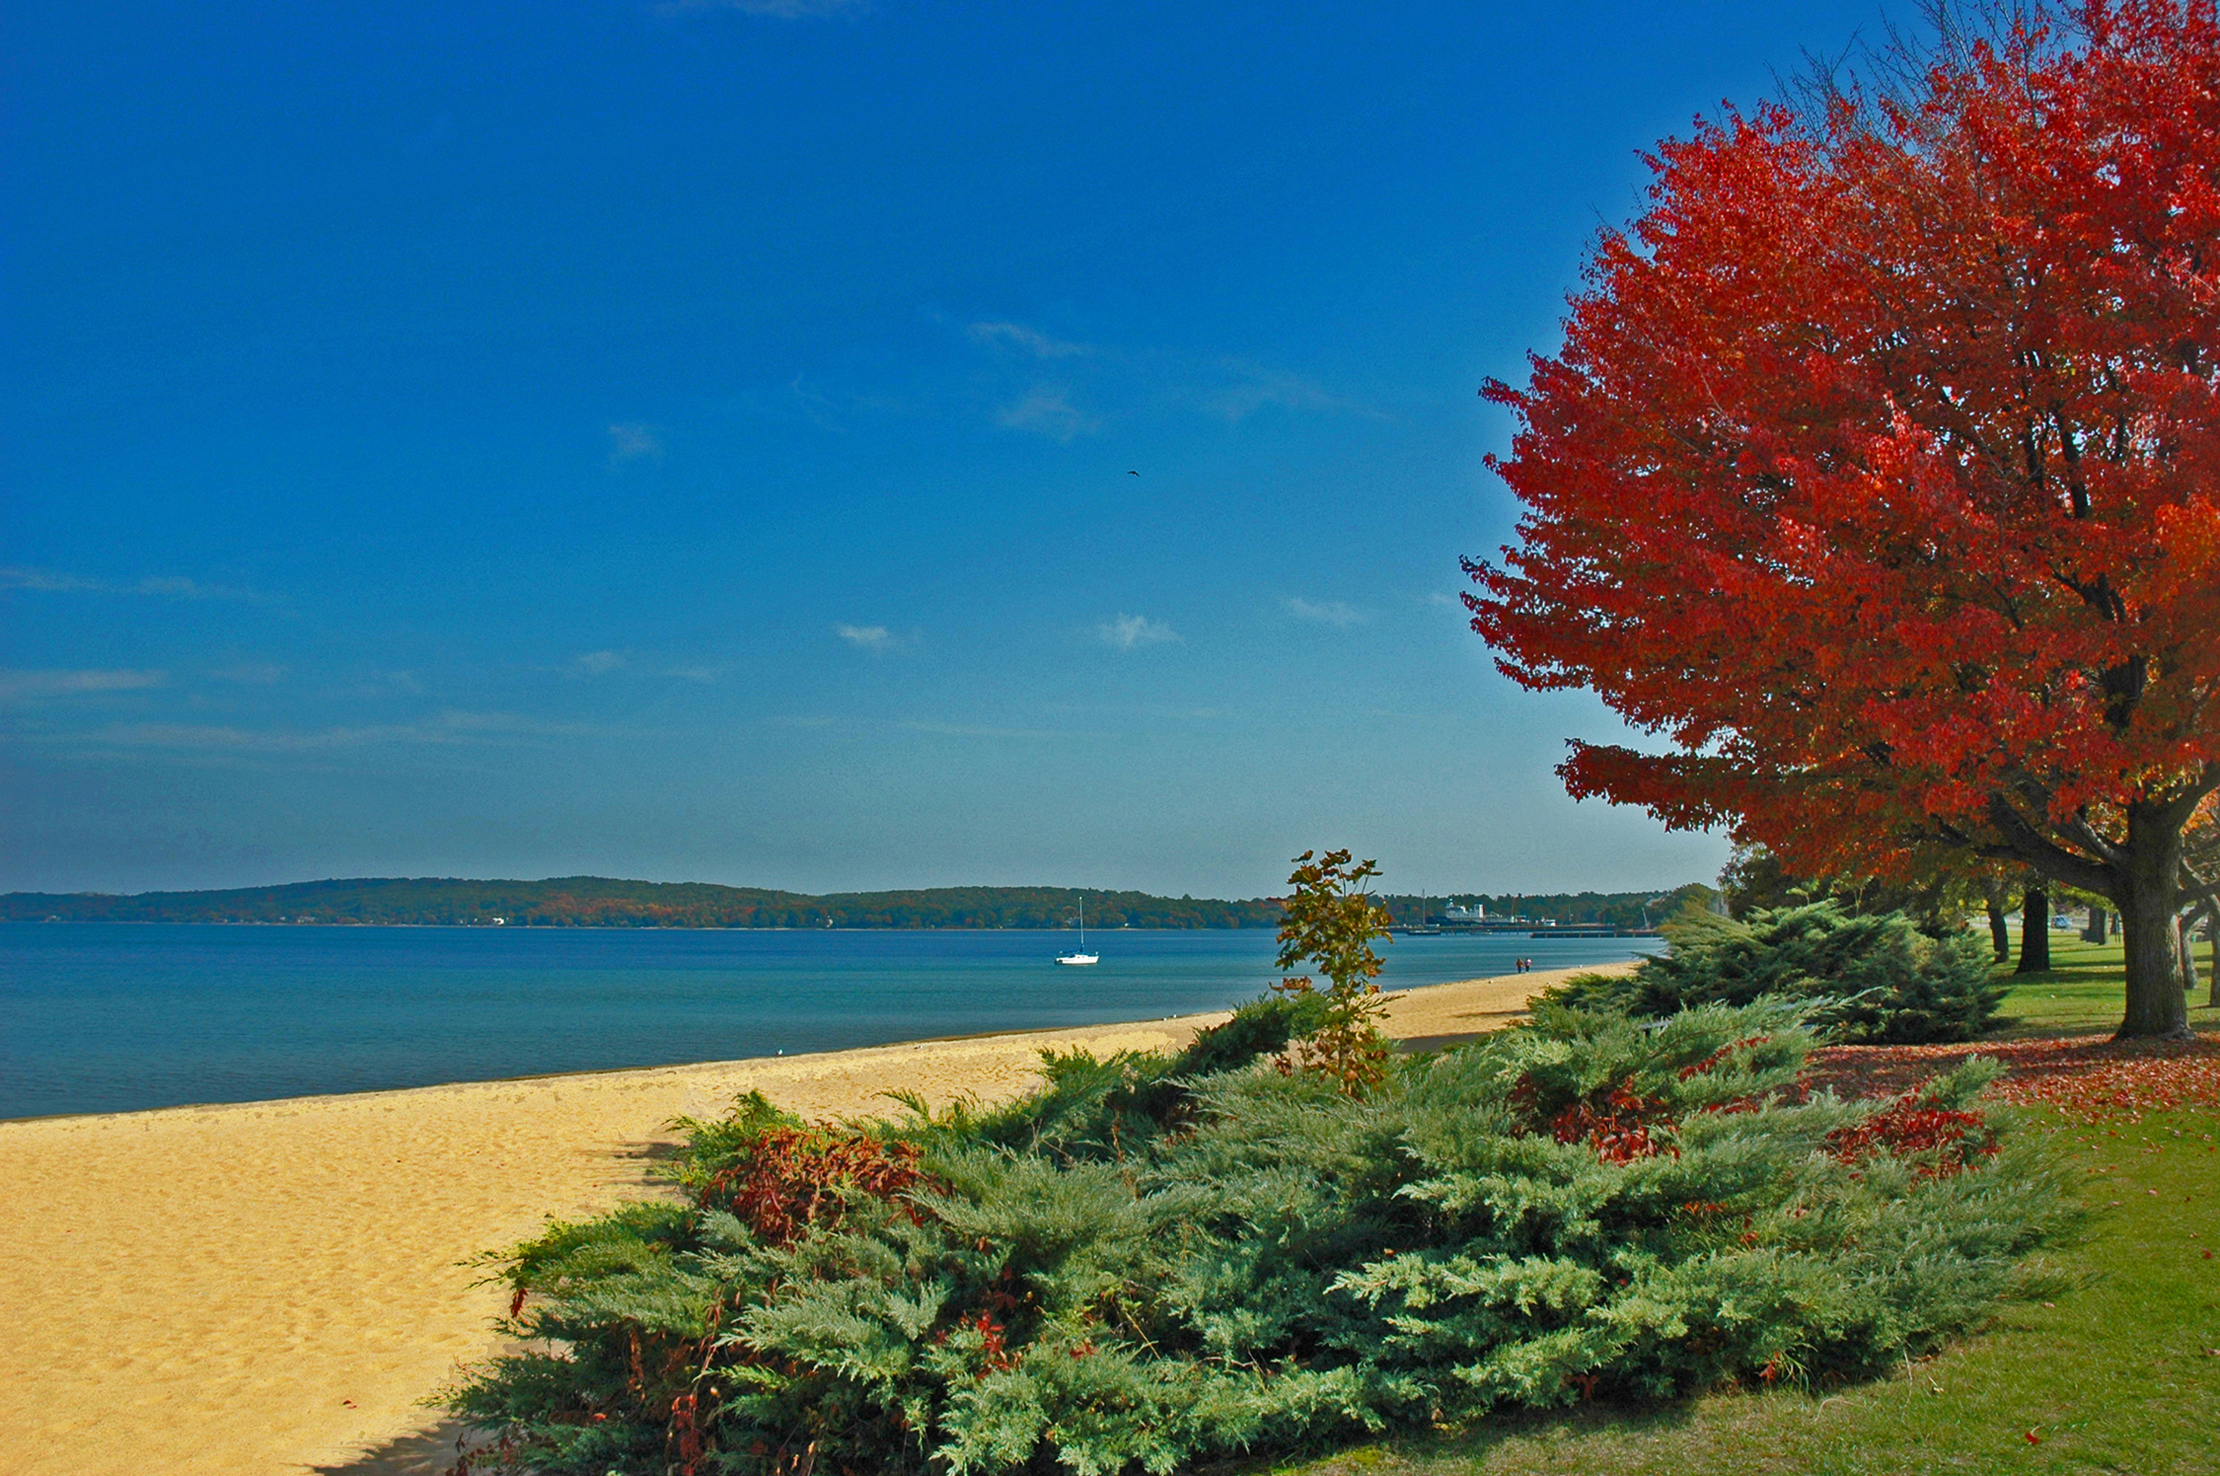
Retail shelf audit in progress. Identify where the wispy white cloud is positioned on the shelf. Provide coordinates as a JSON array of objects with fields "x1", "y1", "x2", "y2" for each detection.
[
  {"x1": 570, "y1": 650, "x2": 627, "y2": 676},
  {"x1": 664, "y1": 665, "x2": 723, "y2": 683},
  {"x1": 655, "y1": 0, "x2": 869, "y2": 15},
  {"x1": 0, "y1": 669, "x2": 166, "y2": 704},
  {"x1": 1204, "y1": 365, "x2": 1386, "y2": 424},
  {"x1": 1, "y1": 567, "x2": 263, "y2": 602},
  {"x1": 958, "y1": 321, "x2": 1380, "y2": 442},
  {"x1": 1285, "y1": 597, "x2": 1369, "y2": 628},
  {"x1": 995, "y1": 386, "x2": 1099, "y2": 442},
  {"x1": 81, "y1": 710, "x2": 602, "y2": 752},
  {"x1": 834, "y1": 623, "x2": 893, "y2": 651},
  {"x1": 898, "y1": 719, "x2": 1059, "y2": 740},
  {"x1": 1424, "y1": 590, "x2": 1465, "y2": 610},
  {"x1": 1097, "y1": 613, "x2": 1180, "y2": 650},
  {"x1": 211, "y1": 662, "x2": 287, "y2": 685},
  {"x1": 1045, "y1": 699, "x2": 1233, "y2": 721},
  {"x1": 787, "y1": 376, "x2": 850, "y2": 434},
  {"x1": 347, "y1": 670, "x2": 423, "y2": 697},
  {"x1": 967, "y1": 321, "x2": 1089, "y2": 358},
  {"x1": 768, "y1": 712, "x2": 1094, "y2": 740},
  {"x1": 607, "y1": 422, "x2": 664, "y2": 465}
]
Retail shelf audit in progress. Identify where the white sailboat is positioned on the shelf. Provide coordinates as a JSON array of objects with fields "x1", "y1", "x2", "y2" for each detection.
[{"x1": 1056, "y1": 895, "x2": 1099, "y2": 965}]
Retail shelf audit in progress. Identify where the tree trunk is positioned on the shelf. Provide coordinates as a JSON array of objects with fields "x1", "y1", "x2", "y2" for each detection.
[
  {"x1": 2112, "y1": 809, "x2": 2190, "y2": 1039},
  {"x1": 2182, "y1": 914, "x2": 2200, "y2": 995},
  {"x1": 2016, "y1": 886, "x2": 2051, "y2": 974},
  {"x1": 1986, "y1": 899, "x2": 2011, "y2": 962},
  {"x1": 2208, "y1": 910, "x2": 2219, "y2": 1010},
  {"x1": 2202, "y1": 906, "x2": 2220, "y2": 1009},
  {"x1": 2083, "y1": 905, "x2": 2109, "y2": 943},
  {"x1": 2184, "y1": 901, "x2": 2220, "y2": 1009},
  {"x1": 2117, "y1": 888, "x2": 2190, "y2": 1035}
]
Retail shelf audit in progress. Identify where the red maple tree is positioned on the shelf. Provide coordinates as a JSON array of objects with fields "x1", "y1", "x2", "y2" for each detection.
[{"x1": 1466, "y1": 0, "x2": 2220, "y2": 1037}]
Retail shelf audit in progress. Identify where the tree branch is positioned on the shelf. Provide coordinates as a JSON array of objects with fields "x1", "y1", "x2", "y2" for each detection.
[{"x1": 1985, "y1": 792, "x2": 2118, "y2": 895}]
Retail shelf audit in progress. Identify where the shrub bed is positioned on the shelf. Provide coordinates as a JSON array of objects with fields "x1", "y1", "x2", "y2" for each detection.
[
  {"x1": 444, "y1": 997, "x2": 2069, "y2": 1476},
  {"x1": 1544, "y1": 903, "x2": 2006, "y2": 1043}
]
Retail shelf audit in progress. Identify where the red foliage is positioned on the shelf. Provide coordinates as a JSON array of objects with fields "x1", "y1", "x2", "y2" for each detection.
[
  {"x1": 700, "y1": 1128, "x2": 932, "y2": 1246},
  {"x1": 951, "y1": 1311, "x2": 1017, "y2": 1373},
  {"x1": 1521, "y1": 1039, "x2": 1793, "y2": 1163},
  {"x1": 1518, "y1": 1034, "x2": 1793, "y2": 1163},
  {"x1": 1826, "y1": 1095, "x2": 1996, "y2": 1176},
  {"x1": 1463, "y1": 0, "x2": 2220, "y2": 1033},
  {"x1": 1550, "y1": 1086, "x2": 1677, "y2": 1164},
  {"x1": 671, "y1": 1393, "x2": 703, "y2": 1476},
  {"x1": 1810, "y1": 1033, "x2": 2220, "y2": 1124},
  {"x1": 1676, "y1": 1037, "x2": 1771, "y2": 1081}
]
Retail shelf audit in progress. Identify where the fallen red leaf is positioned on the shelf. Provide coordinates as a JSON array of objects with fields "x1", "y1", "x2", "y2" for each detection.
[{"x1": 1807, "y1": 1034, "x2": 2220, "y2": 1126}]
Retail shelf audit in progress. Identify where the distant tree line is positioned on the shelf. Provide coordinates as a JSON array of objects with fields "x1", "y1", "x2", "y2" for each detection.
[
  {"x1": 0, "y1": 877, "x2": 1283, "y2": 929},
  {"x1": 1374, "y1": 883, "x2": 1716, "y2": 930},
  {"x1": 5, "y1": 876, "x2": 1720, "y2": 931}
]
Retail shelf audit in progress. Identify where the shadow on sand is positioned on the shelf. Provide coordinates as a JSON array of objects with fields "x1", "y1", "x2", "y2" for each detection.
[
  {"x1": 312, "y1": 1135, "x2": 684, "y2": 1474},
  {"x1": 308, "y1": 1419, "x2": 486, "y2": 1476},
  {"x1": 1394, "y1": 1007, "x2": 1532, "y2": 1056}
]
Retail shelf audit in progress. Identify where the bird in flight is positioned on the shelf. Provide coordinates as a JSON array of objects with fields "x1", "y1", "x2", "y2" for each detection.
[{"x1": 1128, "y1": 470, "x2": 1139, "y2": 476}]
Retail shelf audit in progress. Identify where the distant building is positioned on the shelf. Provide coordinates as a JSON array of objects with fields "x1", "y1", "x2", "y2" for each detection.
[{"x1": 1441, "y1": 903, "x2": 1485, "y2": 922}]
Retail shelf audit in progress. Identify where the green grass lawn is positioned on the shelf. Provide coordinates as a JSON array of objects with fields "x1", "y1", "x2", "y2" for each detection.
[
  {"x1": 1262, "y1": 937, "x2": 2220, "y2": 1476},
  {"x1": 1994, "y1": 933, "x2": 2220, "y2": 1037}
]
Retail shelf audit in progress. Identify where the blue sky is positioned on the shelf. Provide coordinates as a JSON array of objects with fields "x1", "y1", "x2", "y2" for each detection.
[{"x1": 2, "y1": 0, "x2": 1895, "y2": 898}]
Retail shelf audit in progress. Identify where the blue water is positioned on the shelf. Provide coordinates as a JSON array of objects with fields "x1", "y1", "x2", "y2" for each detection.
[{"x1": 0, "y1": 923, "x2": 1661, "y2": 1120}]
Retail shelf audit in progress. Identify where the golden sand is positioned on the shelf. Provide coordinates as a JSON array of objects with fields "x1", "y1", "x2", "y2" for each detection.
[{"x1": 0, "y1": 962, "x2": 1620, "y2": 1476}]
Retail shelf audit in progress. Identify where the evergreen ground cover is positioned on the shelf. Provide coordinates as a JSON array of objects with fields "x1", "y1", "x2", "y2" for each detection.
[
  {"x1": 443, "y1": 986, "x2": 2074, "y2": 1476},
  {"x1": 1257, "y1": 939, "x2": 2220, "y2": 1476},
  {"x1": 1541, "y1": 904, "x2": 2006, "y2": 1044}
]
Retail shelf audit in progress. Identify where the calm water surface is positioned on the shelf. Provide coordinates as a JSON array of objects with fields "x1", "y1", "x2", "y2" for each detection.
[{"x1": 0, "y1": 923, "x2": 1660, "y2": 1119}]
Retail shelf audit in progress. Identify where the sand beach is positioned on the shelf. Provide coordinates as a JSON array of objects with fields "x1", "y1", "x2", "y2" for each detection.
[{"x1": 0, "y1": 963, "x2": 1619, "y2": 1476}]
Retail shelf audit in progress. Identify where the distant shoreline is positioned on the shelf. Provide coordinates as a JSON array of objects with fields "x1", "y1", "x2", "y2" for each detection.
[
  {"x1": 5, "y1": 918, "x2": 1661, "y2": 938},
  {"x1": 0, "y1": 877, "x2": 1287, "y2": 930},
  {"x1": 2, "y1": 918, "x2": 1248, "y2": 930},
  {"x1": 1, "y1": 875, "x2": 1705, "y2": 933}
]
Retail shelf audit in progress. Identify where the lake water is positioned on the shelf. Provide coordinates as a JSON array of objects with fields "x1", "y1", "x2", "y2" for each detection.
[{"x1": 0, "y1": 923, "x2": 1661, "y2": 1120}]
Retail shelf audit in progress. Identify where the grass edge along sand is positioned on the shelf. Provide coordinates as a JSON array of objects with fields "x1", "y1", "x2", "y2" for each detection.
[{"x1": 1254, "y1": 936, "x2": 2220, "y2": 1476}]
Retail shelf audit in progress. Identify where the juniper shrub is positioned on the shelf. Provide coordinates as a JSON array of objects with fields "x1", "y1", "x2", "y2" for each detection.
[
  {"x1": 1544, "y1": 902, "x2": 2007, "y2": 1043},
  {"x1": 443, "y1": 997, "x2": 2070, "y2": 1476}
]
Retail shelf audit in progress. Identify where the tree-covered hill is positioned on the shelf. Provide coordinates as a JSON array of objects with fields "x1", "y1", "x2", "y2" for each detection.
[
  {"x1": 0, "y1": 877, "x2": 1282, "y2": 929},
  {"x1": 3, "y1": 877, "x2": 1713, "y2": 930}
]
